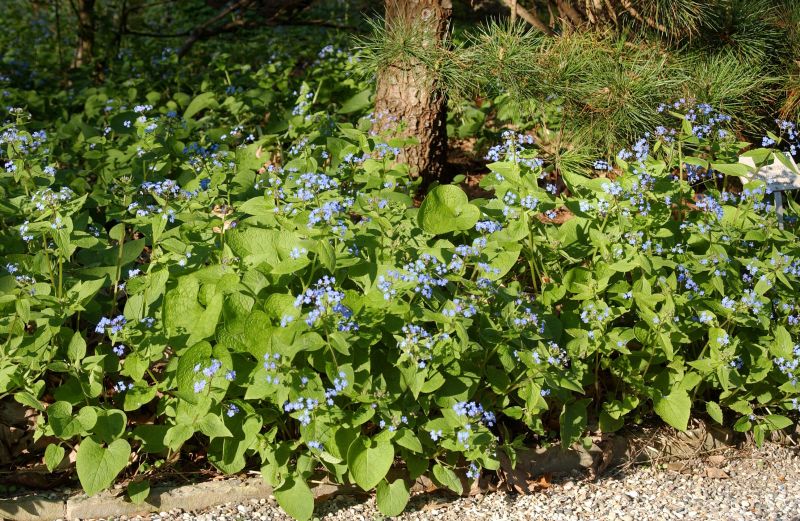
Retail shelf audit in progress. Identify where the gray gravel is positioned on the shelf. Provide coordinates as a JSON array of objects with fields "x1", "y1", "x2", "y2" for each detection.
[{"x1": 108, "y1": 442, "x2": 800, "y2": 521}]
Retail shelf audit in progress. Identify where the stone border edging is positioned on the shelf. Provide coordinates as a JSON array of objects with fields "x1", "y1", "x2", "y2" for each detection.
[
  {"x1": 1, "y1": 425, "x2": 793, "y2": 521},
  {"x1": 1, "y1": 477, "x2": 274, "y2": 521}
]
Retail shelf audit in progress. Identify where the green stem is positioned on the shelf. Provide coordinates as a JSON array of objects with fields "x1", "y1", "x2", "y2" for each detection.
[{"x1": 112, "y1": 227, "x2": 126, "y2": 313}]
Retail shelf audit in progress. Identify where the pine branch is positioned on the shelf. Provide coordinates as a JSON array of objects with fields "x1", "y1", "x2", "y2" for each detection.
[{"x1": 619, "y1": 0, "x2": 667, "y2": 34}]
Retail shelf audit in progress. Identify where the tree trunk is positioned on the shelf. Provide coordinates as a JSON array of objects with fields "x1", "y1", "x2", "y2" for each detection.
[
  {"x1": 72, "y1": 0, "x2": 96, "y2": 68},
  {"x1": 374, "y1": 0, "x2": 452, "y2": 183}
]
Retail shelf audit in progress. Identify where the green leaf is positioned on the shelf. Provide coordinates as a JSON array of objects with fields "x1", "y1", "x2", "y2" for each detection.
[
  {"x1": 754, "y1": 424, "x2": 765, "y2": 447},
  {"x1": 164, "y1": 424, "x2": 195, "y2": 451},
  {"x1": 774, "y1": 151, "x2": 800, "y2": 174},
  {"x1": 67, "y1": 332, "x2": 86, "y2": 362},
  {"x1": 49, "y1": 402, "x2": 97, "y2": 439},
  {"x1": 123, "y1": 383, "x2": 157, "y2": 411},
  {"x1": 274, "y1": 475, "x2": 314, "y2": 521},
  {"x1": 76, "y1": 438, "x2": 131, "y2": 496},
  {"x1": 337, "y1": 89, "x2": 372, "y2": 114},
  {"x1": 432, "y1": 463, "x2": 462, "y2": 494},
  {"x1": 208, "y1": 415, "x2": 261, "y2": 474},
  {"x1": 705, "y1": 401, "x2": 724, "y2": 424},
  {"x1": 44, "y1": 443, "x2": 65, "y2": 472},
  {"x1": 331, "y1": 427, "x2": 359, "y2": 460},
  {"x1": 762, "y1": 414, "x2": 792, "y2": 430},
  {"x1": 418, "y1": 185, "x2": 480, "y2": 235},
  {"x1": 653, "y1": 390, "x2": 691, "y2": 431},
  {"x1": 346, "y1": 438, "x2": 394, "y2": 491},
  {"x1": 395, "y1": 428, "x2": 423, "y2": 453},
  {"x1": 771, "y1": 326, "x2": 794, "y2": 359},
  {"x1": 14, "y1": 391, "x2": 44, "y2": 412},
  {"x1": 163, "y1": 276, "x2": 204, "y2": 336},
  {"x1": 317, "y1": 239, "x2": 336, "y2": 273},
  {"x1": 127, "y1": 479, "x2": 150, "y2": 505},
  {"x1": 599, "y1": 410, "x2": 624, "y2": 432},
  {"x1": 560, "y1": 399, "x2": 589, "y2": 449},
  {"x1": 376, "y1": 479, "x2": 410, "y2": 517},
  {"x1": 198, "y1": 413, "x2": 234, "y2": 440},
  {"x1": 188, "y1": 293, "x2": 223, "y2": 344},
  {"x1": 93, "y1": 409, "x2": 127, "y2": 444},
  {"x1": 176, "y1": 341, "x2": 212, "y2": 396},
  {"x1": 184, "y1": 91, "x2": 219, "y2": 120},
  {"x1": 711, "y1": 162, "x2": 752, "y2": 178},
  {"x1": 406, "y1": 453, "x2": 428, "y2": 480},
  {"x1": 132, "y1": 425, "x2": 169, "y2": 453}
]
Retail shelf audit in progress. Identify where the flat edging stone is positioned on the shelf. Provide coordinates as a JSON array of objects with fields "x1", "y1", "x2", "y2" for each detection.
[{"x1": 0, "y1": 478, "x2": 273, "y2": 521}]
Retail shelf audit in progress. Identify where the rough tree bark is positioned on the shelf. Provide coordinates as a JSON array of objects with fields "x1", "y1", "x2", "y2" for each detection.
[
  {"x1": 71, "y1": 0, "x2": 96, "y2": 68},
  {"x1": 374, "y1": 0, "x2": 452, "y2": 183}
]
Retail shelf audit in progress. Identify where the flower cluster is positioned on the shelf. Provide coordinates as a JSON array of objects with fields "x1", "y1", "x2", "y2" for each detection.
[
  {"x1": 484, "y1": 131, "x2": 543, "y2": 171},
  {"x1": 140, "y1": 179, "x2": 196, "y2": 200},
  {"x1": 31, "y1": 186, "x2": 74, "y2": 212},
  {"x1": 292, "y1": 276, "x2": 357, "y2": 332},
  {"x1": 96, "y1": 315, "x2": 127, "y2": 335},
  {"x1": 452, "y1": 401, "x2": 496, "y2": 427},
  {"x1": 388, "y1": 254, "x2": 450, "y2": 299},
  {"x1": 397, "y1": 324, "x2": 450, "y2": 368},
  {"x1": 774, "y1": 344, "x2": 800, "y2": 385}
]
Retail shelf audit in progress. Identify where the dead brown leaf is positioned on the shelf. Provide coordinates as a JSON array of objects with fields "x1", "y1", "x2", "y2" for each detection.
[
  {"x1": 667, "y1": 461, "x2": 687, "y2": 472},
  {"x1": 529, "y1": 473, "x2": 552, "y2": 491},
  {"x1": 421, "y1": 498, "x2": 449, "y2": 512},
  {"x1": 704, "y1": 466, "x2": 730, "y2": 479},
  {"x1": 211, "y1": 204, "x2": 234, "y2": 219},
  {"x1": 706, "y1": 455, "x2": 726, "y2": 467}
]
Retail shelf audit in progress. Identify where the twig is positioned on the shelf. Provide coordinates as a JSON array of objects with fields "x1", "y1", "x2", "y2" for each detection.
[
  {"x1": 556, "y1": 0, "x2": 586, "y2": 27},
  {"x1": 500, "y1": 0, "x2": 554, "y2": 35},
  {"x1": 123, "y1": 27, "x2": 191, "y2": 38},
  {"x1": 177, "y1": 0, "x2": 257, "y2": 57}
]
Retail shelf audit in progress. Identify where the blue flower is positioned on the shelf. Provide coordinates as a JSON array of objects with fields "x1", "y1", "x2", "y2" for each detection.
[
  {"x1": 114, "y1": 381, "x2": 133, "y2": 392},
  {"x1": 96, "y1": 315, "x2": 126, "y2": 335},
  {"x1": 293, "y1": 276, "x2": 357, "y2": 331},
  {"x1": 475, "y1": 220, "x2": 503, "y2": 234},
  {"x1": 593, "y1": 159, "x2": 612, "y2": 171},
  {"x1": 289, "y1": 247, "x2": 307, "y2": 260}
]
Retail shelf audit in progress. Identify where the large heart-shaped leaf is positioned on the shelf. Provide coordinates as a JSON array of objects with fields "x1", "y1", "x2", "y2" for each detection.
[
  {"x1": 418, "y1": 185, "x2": 480, "y2": 235},
  {"x1": 432, "y1": 462, "x2": 462, "y2": 494},
  {"x1": 274, "y1": 475, "x2": 314, "y2": 521},
  {"x1": 653, "y1": 390, "x2": 691, "y2": 431},
  {"x1": 376, "y1": 478, "x2": 410, "y2": 516},
  {"x1": 92, "y1": 409, "x2": 127, "y2": 444},
  {"x1": 346, "y1": 438, "x2": 394, "y2": 491},
  {"x1": 127, "y1": 479, "x2": 150, "y2": 505},
  {"x1": 76, "y1": 438, "x2": 131, "y2": 496},
  {"x1": 560, "y1": 399, "x2": 590, "y2": 448}
]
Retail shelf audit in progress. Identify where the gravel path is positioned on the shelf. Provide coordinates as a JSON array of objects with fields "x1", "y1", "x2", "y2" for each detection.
[{"x1": 111, "y1": 443, "x2": 800, "y2": 521}]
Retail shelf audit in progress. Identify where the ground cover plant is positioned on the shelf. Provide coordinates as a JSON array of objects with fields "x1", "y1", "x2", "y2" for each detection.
[{"x1": 1, "y1": 2, "x2": 800, "y2": 520}]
